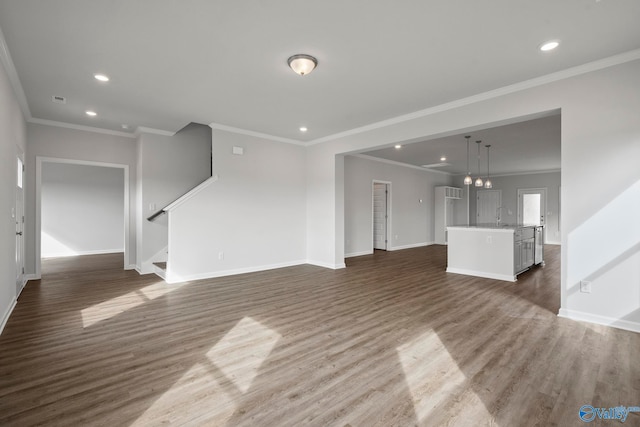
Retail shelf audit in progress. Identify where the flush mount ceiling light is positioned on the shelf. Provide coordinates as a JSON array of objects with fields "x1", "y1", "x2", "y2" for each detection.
[
  {"x1": 299, "y1": 126, "x2": 308, "y2": 132},
  {"x1": 85, "y1": 110, "x2": 97, "y2": 116},
  {"x1": 440, "y1": 156, "x2": 447, "y2": 162},
  {"x1": 395, "y1": 144, "x2": 402, "y2": 149},
  {"x1": 94, "y1": 73, "x2": 109, "y2": 82},
  {"x1": 540, "y1": 40, "x2": 559, "y2": 52},
  {"x1": 288, "y1": 54, "x2": 317, "y2": 76}
]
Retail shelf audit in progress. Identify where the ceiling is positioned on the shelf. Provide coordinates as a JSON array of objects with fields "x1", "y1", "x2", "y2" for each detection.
[
  {"x1": 361, "y1": 114, "x2": 561, "y2": 176},
  {"x1": 0, "y1": 1, "x2": 639, "y2": 145}
]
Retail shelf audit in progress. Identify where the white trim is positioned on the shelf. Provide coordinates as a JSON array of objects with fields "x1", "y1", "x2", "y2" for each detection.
[
  {"x1": 42, "y1": 249, "x2": 124, "y2": 259},
  {"x1": 36, "y1": 157, "x2": 131, "y2": 277},
  {"x1": 308, "y1": 49, "x2": 640, "y2": 146},
  {"x1": 28, "y1": 118, "x2": 136, "y2": 139},
  {"x1": 25, "y1": 273, "x2": 39, "y2": 281},
  {"x1": 558, "y1": 309, "x2": 640, "y2": 334},
  {"x1": 164, "y1": 175, "x2": 219, "y2": 211},
  {"x1": 0, "y1": 299, "x2": 17, "y2": 336},
  {"x1": 483, "y1": 169, "x2": 561, "y2": 178},
  {"x1": 545, "y1": 241, "x2": 561, "y2": 246},
  {"x1": 209, "y1": 122, "x2": 305, "y2": 146},
  {"x1": 446, "y1": 267, "x2": 517, "y2": 282},
  {"x1": 0, "y1": 25, "x2": 31, "y2": 119},
  {"x1": 125, "y1": 265, "x2": 137, "y2": 271},
  {"x1": 390, "y1": 242, "x2": 433, "y2": 251},
  {"x1": 306, "y1": 260, "x2": 347, "y2": 270},
  {"x1": 165, "y1": 260, "x2": 309, "y2": 284},
  {"x1": 134, "y1": 126, "x2": 176, "y2": 137},
  {"x1": 355, "y1": 154, "x2": 453, "y2": 175},
  {"x1": 345, "y1": 250, "x2": 374, "y2": 258}
]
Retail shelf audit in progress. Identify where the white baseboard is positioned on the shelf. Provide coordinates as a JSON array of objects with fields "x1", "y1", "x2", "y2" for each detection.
[
  {"x1": 345, "y1": 250, "x2": 374, "y2": 258},
  {"x1": 1, "y1": 299, "x2": 17, "y2": 336},
  {"x1": 166, "y1": 260, "x2": 309, "y2": 284},
  {"x1": 558, "y1": 309, "x2": 640, "y2": 333},
  {"x1": 446, "y1": 267, "x2": 516, "y2": 282},
  {"x1": 390, "y1": 242, "x2": 433, "y2": 251},
  {"x1": 306, "y1": 260, "x2": 347, "y2": 270},
  {"x1": 25, "y1": 273, "x2": 40, "y2": 281},
  {"x1": 545, "y1": 241, "x2": 561, "y2": 245},
  {"x1": 125, "y1": 265, "x2": 137, "y2": 271}
]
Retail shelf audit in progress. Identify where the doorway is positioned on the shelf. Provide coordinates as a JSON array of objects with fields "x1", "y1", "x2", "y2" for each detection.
[
  {"x1": 35, "y1": 157, "x2": 131, "y2": 279},
  {"x1": 15, "y1": 151, "x2": 25, "y2": 296},
  {"x1": 372, "y1": 181, "x2": 391, "y2": 250},
  {"x1": 476, "y1": 190, "x2": 502, "y2": 224},
  {"x1": 518, "y1": 187, "x2": 547, "y2": 227}
]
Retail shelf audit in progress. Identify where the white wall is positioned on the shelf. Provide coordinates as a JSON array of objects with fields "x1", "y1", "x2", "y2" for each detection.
[
  {"x1": 136, "y1": 123, "x2": 211, "y2": 273},
  {"x1": 306, "y1": 57, "x2": 640, "y2": 332},
  {"x1": 41, "y1": 162, "x2": 124, "y2": 257},
  {"x1": 166, "y1": 129, "x2": 307, "y2": 282},
  {"x1": 0, "y1": 50, "x2": 27, "y2": 332},
  {"x1": 26, "y1": 123, "x2": 137, "y2": 274},
  {"x1": 467, "y1": 171, "x2": 561, "y2": 244},
  {"x1": 344, "y1": 155, "x2": 452, "y2": 256}
]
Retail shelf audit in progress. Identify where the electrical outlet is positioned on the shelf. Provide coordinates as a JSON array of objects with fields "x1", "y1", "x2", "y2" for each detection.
[
  {"x1": 218, "y1": 251, "x2": 224, "y2": 260},
  {"x1": 486, "y1": 235, "x2": 492, "y2": 244},
  {"x1": 580, "y1": 281, "x2": 592, "y2": 293}
]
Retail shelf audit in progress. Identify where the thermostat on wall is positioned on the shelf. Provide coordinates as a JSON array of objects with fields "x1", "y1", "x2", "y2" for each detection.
[{"x1": 232, "y1": 146, "x2": 244, "y2": 155}]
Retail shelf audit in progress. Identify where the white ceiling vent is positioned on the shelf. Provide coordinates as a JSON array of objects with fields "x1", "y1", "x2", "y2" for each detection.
[
  {"x1": 421, "y1": 162, "x2": 451, "y2": 168},
  {"x1": 52, "y1": 95, "x2": 66, "y2": 104}
]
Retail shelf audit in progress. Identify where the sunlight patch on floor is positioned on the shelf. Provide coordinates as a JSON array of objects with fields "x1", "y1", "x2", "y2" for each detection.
[
  {"x1": 207, "y1": 316, "x2": 281, "y2": 393},
  {"x1": 131, "y1": 363, "x2": 236, "y2": 426},
  {"x1": 397, "y1": 330, "x2": 495, "y2": 425},
  {"x1": 81, "y1": 281, "x2": 185, "y2": 328}
]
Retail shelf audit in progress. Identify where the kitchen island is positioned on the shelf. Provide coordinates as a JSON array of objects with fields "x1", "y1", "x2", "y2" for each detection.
[{"x1": 446, "y1": 224, "x2": 543, "y2": 282}]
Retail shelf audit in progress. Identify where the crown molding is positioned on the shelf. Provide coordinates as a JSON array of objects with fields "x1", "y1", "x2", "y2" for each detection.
[
  {"x1": 28, "y1": 117, "x2": 137, "y2": 139},
  {"x1": 0, "y1": 24, "x2": 31, "y2": 120},
  {"x1": 134, "y1": 126, "x2": 176, "y2": 137},
  {"x1": 209, "y1": 122, "x2": 305, "y2": 146},
  {"x1": 308, "y1": 49, "x2": 640, "y2": 146}
]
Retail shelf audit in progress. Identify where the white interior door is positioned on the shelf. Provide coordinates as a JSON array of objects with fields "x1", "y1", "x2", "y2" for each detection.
[
  {"x1": 476, "y1": 190, "x2": 501, "y2": 224},
  {"x1": 518, "y1": 188, "x2": 547, "y2": 226},
  {"x1": 373, "y1": 182, "x2": 389, "y2": 250},
  {"x1": 16, "y1": 155, "x2": 25, "y2": 295}
]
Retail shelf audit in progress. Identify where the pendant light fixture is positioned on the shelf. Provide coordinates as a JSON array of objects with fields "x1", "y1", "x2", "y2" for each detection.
[
  {"x1": 474, "y1": 140, "x2": 483, "y2": 187},
  {"x1": 484, "y1": 144, "x2": 493, "y2": 189},
  {"x1": 463, "y1": 135, "x2": 472, "y2": 185}
]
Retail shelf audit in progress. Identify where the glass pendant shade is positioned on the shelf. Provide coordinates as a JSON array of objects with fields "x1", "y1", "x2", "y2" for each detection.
[
  {"x1": 288, "y1": 54, "x2": 317, "y2": 76},
  {"x1": 475, "y1": 177, "x2": 484, "y2": 187},
  {"x1": 484, "y1": 179, "x2": 492, "y2": 189},
  {"x1": 464, "y1": 175, "x2": 473, "y2": 185}
]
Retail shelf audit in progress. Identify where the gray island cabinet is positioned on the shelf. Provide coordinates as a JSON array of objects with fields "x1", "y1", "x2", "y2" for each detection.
[{"x1": 446, "y1": 224, "x2": 544, "y2": 282}]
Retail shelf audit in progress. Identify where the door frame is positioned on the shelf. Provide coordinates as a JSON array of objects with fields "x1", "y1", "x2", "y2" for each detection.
[
  {"x1": 517, "y1": 187, "x2": 547, "y2": 227},
  {"x1": 476, "y1": 189, "x2": 502, "y2": 224},
  {"x1": 35, "y1": 156, "x2": 131, "y2": 279},
  {"x1": 372, "y1": 180, "x2": 392, "y2": 251},
  {"x1": 15, "y1": 147, "x2": 26, "y2": 296}
]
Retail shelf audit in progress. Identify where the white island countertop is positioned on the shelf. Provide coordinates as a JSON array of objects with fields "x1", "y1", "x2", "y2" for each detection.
[{"x1": 446, "y1": 224, "x2": 542, "y2": 282}]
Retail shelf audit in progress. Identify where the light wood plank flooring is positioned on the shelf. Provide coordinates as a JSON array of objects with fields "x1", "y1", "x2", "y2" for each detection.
[{"x1": 1, "y1": 246, "x2": 638, "y2": 426}]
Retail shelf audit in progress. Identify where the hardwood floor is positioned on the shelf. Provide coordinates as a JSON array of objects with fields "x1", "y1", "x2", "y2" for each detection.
[{"x1": 1, "y1": 246, "x2": 638, "y2": 426}]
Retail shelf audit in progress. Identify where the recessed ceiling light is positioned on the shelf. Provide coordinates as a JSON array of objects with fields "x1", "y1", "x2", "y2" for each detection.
[
  {"x1": 94, "y1": 74, "x2": 109, "y2": 82},
  {"x1": 299, "y1": 127, "x2": 308, "y2": 132},
  {"x1": 121, "y1": 124, "x2": 129, "y2": 130},
  {"x1": 440, "y1": 156, "x2": 447, "y2": 162},
  {"x1": 395, "y1": 144, "x2": 402, "y2": 149},
  {"x1": 540, "y1": 41, "x2": 559, "y2": 52},
  {"x1": 86, "y1": 110, "x2": 97, "y2": 116}
]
